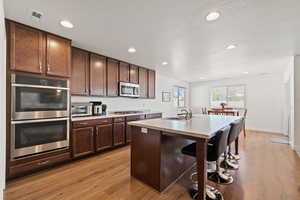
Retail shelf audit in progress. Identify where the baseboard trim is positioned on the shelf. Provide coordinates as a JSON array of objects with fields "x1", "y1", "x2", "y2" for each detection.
[
  {"x1": 294, "y1": 145, "x2": 300, "y2": 157},
  {"x1": 247, "y1": 129, "x2": 287, "y2": 137},
  {"x1": 0, "y1": 189, "x2": 3, "y2": 200}
]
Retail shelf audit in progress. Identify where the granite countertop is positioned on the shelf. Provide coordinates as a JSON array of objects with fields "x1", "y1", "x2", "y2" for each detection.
[
  {"x1": 71, "y1": 111, "x2": 162, "y2": 121},
  {"x1": 128, "y1": 115, "x2": 242, "y2": 139}
]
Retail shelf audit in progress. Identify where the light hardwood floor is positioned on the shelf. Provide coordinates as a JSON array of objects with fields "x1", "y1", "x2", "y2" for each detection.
[{"x1": 4, "y1": 131, "x2": 300, "y2": 200}]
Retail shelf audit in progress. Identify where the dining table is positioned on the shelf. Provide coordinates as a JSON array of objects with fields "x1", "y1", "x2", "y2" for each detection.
[{"x1": 207, "y1": 108, "x2": 241, "y2": 116}]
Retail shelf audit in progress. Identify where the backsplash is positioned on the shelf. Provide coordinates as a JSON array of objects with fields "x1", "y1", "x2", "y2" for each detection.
[{"x1": 71, "y1": 73, "x2": 190, "y2": 117}]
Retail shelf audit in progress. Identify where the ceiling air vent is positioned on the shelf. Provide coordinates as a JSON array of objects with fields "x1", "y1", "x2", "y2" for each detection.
[{"x1": 31, "y1": 10, "x2": 43, "y2": 21}]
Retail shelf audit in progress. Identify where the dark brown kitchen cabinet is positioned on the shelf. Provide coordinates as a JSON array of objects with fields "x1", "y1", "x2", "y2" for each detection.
[
  {"x1": 90, "y1": 53, "x2": 107, "y2": 96},
  {"x1": 148, "y1": 70, "x2": 156, "y2": 99},
  {"x1": 119, "y1": 62, "x2": 130, "y2": 82},
  {"x1": 130, "y1": 65, "x2": 139, "y2": 84},
  {"x1": 46, "y1": 34, "x2": 71, "y2": 77},
  {"x1": 71, "y1": 47, "x2": 89, "y2": 95},
  {"x1": 8, "y1": 21, "x2": 44, "y2": 74},
  {"x1": 126, "y1": 114, "x2": 146, "y2": 143},
  {"x1": 107, "y1": 58, "x2": 119, "y2": 96},
  {"x1": 113, "y1": 122, "x2": 125, "y2": 146},
  {"x1": 95, "y1": 124, "x2": 113, "y2": 151},
  {"x1": 139, "y1": 67, "x2": 148, "y2": 98},
  {"x1": 72, "y1": 127, "x2": 95, "y2": 158}
]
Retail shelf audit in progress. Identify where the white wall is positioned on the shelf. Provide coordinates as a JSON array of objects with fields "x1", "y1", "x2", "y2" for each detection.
[
  {"x1": 0, "y1": 0, "x2": 6, "y2": 198},
  {"x1": 283, "y1": 57, "x2": 294, "y2": 149},
  {"x1": 72, "y1": 72, "x2": 189, "y2": 117},
  {"x1": 294, "y1": 56, "x2": 300, "y2": 153},
  {"x1": 190, "y1": 73, "x2": 286, "y2": 134}
]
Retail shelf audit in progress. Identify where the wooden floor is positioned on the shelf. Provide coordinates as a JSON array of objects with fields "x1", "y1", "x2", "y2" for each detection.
[{"x1": 4, "y1": 131, "x2": 300, "y2": 200}]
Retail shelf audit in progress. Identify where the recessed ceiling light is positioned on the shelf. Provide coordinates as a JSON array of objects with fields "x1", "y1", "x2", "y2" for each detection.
[
  {"x1": 199, "y1": 77, "x2": 206, "y2": 80},
  {"x1": 60, "y1": 20, "x2": 74, "y2": 28},
  {"x1": 206, "y1": 11, "x2": 220, "y2": 21},
  {"x1": 243, "y1": 71, "x2": 249, "y2": 74},
  {"x1": 226, "y1": 44, "x2": 237, "y2": 50},
  {"x1": 162, "y1": 62, "x2": 168, "y2": 66},
  {"x1": 128, "y1": 47, "x2": 136, "y2": 53}
]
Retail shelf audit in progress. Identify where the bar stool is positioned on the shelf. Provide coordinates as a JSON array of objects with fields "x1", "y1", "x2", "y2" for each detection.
[
  {"x1": 181, "y1": 125, "x2": 231, "y2": 200},
  {"x1": 221, "y1": 119, "x2": 244, "y2": 170}
]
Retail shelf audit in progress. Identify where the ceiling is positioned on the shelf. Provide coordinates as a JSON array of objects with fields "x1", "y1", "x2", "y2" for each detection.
[{"x1": 4, "y1": 0, "x2": 300, "y2": 82}]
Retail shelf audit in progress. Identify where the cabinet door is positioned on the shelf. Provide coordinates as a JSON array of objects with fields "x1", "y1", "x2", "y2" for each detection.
[
  {"x1": 148, "y1": 70, "x2": 156, "y2": 99},
  {"x1": 129, "y1": 65, "x2": 139, "y2": 84},
  {"x1": 71, "y1": 47, "x2": 89, "y2": 95},
  {"x1": 119, "y1": 62, "x2": 130, "y2": 82},
  {"x1": 139, "y1": 67, "x2": 148, "y2": 98},
  {"x1": 46, "y1": 34, "x2": 71, "y2": 77},
  {"x1": 95, "y1": 124, "x2": 113, "y2": 151},
  {"x1": 90, "y1": 54, "x2": 107, "y2": 96},
  {"x1": 9, "y1": 21, "x2": 44, "y2": 74},
  {"x1": 72, "y1": 127, "x2": 94, "y2": 158},
  {"x1": 126, "y1": 123, "x2": 132, "y2": 143},
  {"x1": 113, "y1": 122, "x2": 125, "y2": 146},
  {"x1": 107, "y1": 58, "x2": 119, "y2": 96}
]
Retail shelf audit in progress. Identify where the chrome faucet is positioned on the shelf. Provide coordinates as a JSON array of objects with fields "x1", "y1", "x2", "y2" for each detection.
[{"x1": 180, "y1": 108, "x2": 193, "y2": 120}]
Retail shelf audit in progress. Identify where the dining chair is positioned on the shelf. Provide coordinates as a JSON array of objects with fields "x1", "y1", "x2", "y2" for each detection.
[{"x1": 201, "y1": 107, "x2": 208, "y2": 115}]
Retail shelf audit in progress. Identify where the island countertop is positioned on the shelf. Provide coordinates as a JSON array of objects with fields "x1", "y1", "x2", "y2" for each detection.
[{"x1": 128, "y1": 115, "x2": 242, "y2": 139}]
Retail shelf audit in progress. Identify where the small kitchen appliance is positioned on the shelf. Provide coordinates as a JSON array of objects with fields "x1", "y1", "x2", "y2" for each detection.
[{"x1": 90, "y1": 101, "x2": 102, "y2": 116}]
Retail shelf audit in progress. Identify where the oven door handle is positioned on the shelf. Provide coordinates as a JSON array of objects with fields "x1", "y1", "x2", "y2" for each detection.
[
  {"x1": 12, "y1": 83, "x2": 70, "y2": 90},
  {"x1": 11, "y1": 117, "x2": 70, "y2": 124}
]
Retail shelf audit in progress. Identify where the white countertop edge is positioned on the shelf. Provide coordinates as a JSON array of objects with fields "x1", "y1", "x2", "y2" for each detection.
[
  {"x1": 71, "y1": 112, "x2": 162, "y2": 121},
  {"x1": 128, "y1": 121, "x2": 211, "y2": 139}
]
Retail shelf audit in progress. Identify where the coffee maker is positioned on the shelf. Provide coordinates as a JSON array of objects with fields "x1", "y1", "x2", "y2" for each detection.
[
  {"x1": 90, "y1": 101, "x2": 102, "y2": 116},
  {"x1": 102, "y1": 104, "x2": 107, "y2": 115}
]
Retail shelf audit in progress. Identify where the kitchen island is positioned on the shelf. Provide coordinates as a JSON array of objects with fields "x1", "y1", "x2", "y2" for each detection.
[{"x1": 128, "y1": 115, "x2": 241, "y2": 200}]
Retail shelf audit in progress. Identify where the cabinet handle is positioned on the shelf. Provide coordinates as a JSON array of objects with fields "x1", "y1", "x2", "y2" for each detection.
[
  {"x1": 47, "y1": 64, "x2": 51, "y2": 72},
  {"x1": 39, "y1": 62, "x2": 42, "y2": 72},
  {"x1": 79, "y1": 122, "x2": 88, "y2": 125},
  {"x1": 37, "y1": 160, "x2": 49, "y2": 166}
]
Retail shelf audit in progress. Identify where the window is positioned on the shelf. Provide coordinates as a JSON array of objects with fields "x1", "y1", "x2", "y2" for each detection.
[
  {"x1": 211, "y1": 85, "x2": 246, "y2": 108},
  {"x1": 173, "y1": 86, "x2": 186, "y2": 108}
]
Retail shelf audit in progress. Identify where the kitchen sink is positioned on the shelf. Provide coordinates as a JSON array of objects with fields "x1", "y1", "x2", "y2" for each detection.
[{"x1": 163, "y1": 116, "x2": 186, "y2": 120}]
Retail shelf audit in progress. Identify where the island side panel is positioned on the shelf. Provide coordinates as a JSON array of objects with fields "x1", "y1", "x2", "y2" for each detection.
[
  {"x1": 196, "y1": 138, "x2": 208, "y2": 200},
  {"x1": 131, "y1": 126, "x2": 161, "y2": 191},
  {"x1": 160, "y1": 132, "x2": 195, "y2": 191}
]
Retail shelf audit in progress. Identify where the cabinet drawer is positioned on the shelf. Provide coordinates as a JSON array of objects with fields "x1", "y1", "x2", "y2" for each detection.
[
  {"x1": 73, "y1": 118, "x2": 113, "y2": 128},
  {"x1": 9, "y1": 152, "x2": 70, "y2": 178},
  {"x1": 114, "y1": 117, "x2": 125, "y2": 123},
  {"x1": 146, "y1": 113, "x2": 162, "y2": 119},
  {"x1": 126, "y1": 114, "x2": 145, "y2": 122}
]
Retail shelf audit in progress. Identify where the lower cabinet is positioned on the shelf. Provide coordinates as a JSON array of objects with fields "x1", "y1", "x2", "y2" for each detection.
[
  {"x1": 126, "y1": 124, "x2": 132, "y2": 143},
  {"x1": 72, "y1": 126, "x2": 95, "y2": 158},
  {"x1": 95, "y1": 124, "x2": 113, "y2": 151},
  {"x1": 113, "y1": 122, "x2": 126, "y2": 146},
  {"x1": 8, "y1": 151, "x2": 70, "y2": 178}
]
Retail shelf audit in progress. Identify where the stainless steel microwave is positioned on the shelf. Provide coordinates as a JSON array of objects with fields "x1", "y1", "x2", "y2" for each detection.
[
  {"x1": 71, "y1": 102, "x2": 93, "y2": 117},
  {"x1": 119, "y1": 82, "x2": 140, "y2": 97},
  {"x1": 11, "y1": 74, "x2": 70, "y2": 120}
]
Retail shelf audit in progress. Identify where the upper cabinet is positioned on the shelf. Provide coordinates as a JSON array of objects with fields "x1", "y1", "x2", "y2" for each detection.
[
  {"x1": 148, "y1": 70, "x2": 156, "y2": 99},
  {"x1": 119, "y1": 62, "x2": 130, "y2": 82},
  {"x1": 46, "y1": 34, "x2": 71, "y2": 77},
  {"x1": 7, "y1": 20, "x2": 71, "y2": 78},
  {"x1": 107, "y1": 58, "x2": 119, "y2": 96},
  {"x1": 71, "y1": 47, "x2": 89, "y2": 95},
  {"x1": 90, "y1": 53, "x2": 107, "y2": 96},
  {"x1": 139, "y1": 67, "x2": 148, "y2": 98},
  {"x1": 130, "y1": 65, "x2": 139, "y2": 84},
  {"x1": 8, "y1": 21, "x2": 44, "y2": 74},
  {"x1": 6, "y1": 20, "x2": 156, "y2": 99}
]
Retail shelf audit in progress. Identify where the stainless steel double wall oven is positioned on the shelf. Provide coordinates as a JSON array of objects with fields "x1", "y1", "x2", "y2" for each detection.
[{"x1": 11, "y1": 74, "x2": 70, "y2": 159}]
